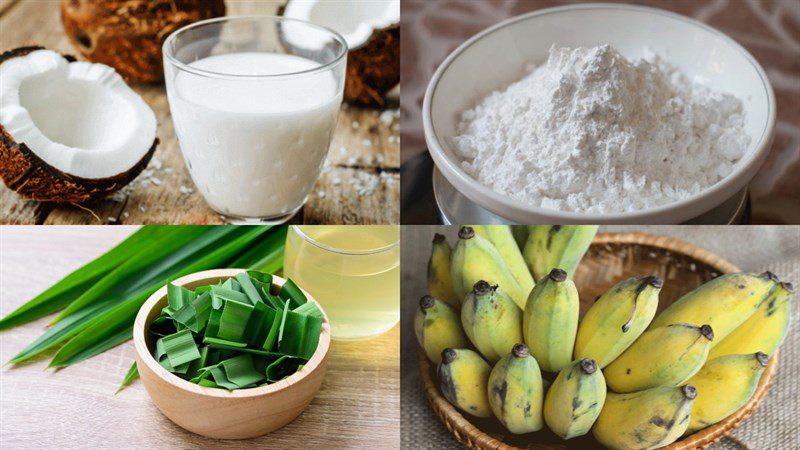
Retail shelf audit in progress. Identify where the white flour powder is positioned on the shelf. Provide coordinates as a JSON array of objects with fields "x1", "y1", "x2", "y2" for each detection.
[{"x1": 452, "y1": 45, "x2": 750, "y2": 213}]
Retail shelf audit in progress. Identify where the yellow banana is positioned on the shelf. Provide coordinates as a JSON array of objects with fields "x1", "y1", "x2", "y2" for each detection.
[
  {"x1": 510, "y1": 225, "x2": 528, "y2": 250},
  {"x1": 684, "y1": 352, "x2": 768, "y2": 434},
  {"x1": 523, "y1": 225, "x2": 599, "y2": 280},
  {"x1": 574, "y1": 276, "x2": 662, "y2": 368},
  {"x1": 472, "y1": 225, "x2": 535, "y2": 298},
  {"x1": 544, "y1": 358, "x2": 606, "y2": 440},
  {"x1": 427, "y1": 233, "x2": 460, "y2": 308},
  {"x1": 709, "y1": 281, "x2": 793, "y2": 359},
  {"x1": 593, "y1": 385, "x2": 697, "y2": 450},
  {"x1": 487, "y1": 343, "x2": 544, "y2": 434},
  {"x1": 451, "y1": 226, "x2": 528, "y2": 309},
  {"x1": 438, "y1": 348, "x2": 492, "y2": 418},
  {"x1": 650, "y1": 272, "x2": 779, "y2": 346},
  {"x1": 462, "y1": 281, "x2": 523, "y2": 363},
  {"x1": 523, "y1": 268, "x2": 579, "y2": 373},
  {"x1": 414, "y1": 295, "x2": 469, "y2": 364},
  {"x1": 604, "y1": 324, "x2": 714, "y2": 393}
]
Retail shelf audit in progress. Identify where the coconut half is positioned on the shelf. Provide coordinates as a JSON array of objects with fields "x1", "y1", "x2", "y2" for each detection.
[
  {"x1": 0, "y1": 46, "x2": 158, "y2": 204},
  {"x1": 280, "y1": 0, "x2": 400, "y2": 107}
]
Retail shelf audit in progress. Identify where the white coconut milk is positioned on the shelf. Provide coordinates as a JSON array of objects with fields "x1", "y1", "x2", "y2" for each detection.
[{"x1": 168, "y1": 52, "x2": 341, "y2": 219}]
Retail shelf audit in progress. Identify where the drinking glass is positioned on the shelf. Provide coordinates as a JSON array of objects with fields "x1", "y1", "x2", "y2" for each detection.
[
  {"x1": 163, "y1": 16, "x2": 347, "y2": 224},
  {"x1": 283, "y1": 225, "x2": 400, "y2": 340}
]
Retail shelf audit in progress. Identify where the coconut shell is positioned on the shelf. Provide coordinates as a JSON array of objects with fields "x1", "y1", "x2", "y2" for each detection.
[
  {"x1": 0, "y1": 46, "x2": 158, "y2": 204},
  {"x1": 60, "y1": 0, "x2": 226, "y2": 83},
  {"x1": 277, "y1": 2, "x2": 400, "y2": 107}
]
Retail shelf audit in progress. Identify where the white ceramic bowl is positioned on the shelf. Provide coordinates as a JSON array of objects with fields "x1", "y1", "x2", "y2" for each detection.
[{"x1": 423, "y1": 3, "x2": 775, "y2": 224}]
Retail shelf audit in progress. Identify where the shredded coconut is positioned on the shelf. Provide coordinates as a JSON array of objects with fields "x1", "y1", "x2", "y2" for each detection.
[{"x1": 452, "y1": 45, "x2": 750, "y2": 213}]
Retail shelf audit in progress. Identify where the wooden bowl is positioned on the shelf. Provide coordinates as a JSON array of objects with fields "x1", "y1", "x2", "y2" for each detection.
[
  {"x1": 419, "y1": 232, "x2": 779, "y2": 450},
  {"x1": 133, "y1": 269, "x2": 331, "y2": 439}
]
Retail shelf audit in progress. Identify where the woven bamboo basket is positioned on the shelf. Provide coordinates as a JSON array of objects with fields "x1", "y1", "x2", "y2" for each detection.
[{"x1": 419, "y1": 232, "x2": 779, "y2": 450}]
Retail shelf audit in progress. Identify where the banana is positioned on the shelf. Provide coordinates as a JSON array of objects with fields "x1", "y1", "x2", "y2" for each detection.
[
  {"x1": 593, "y1": 385, "x2": 697, "y2": 450},
  {"x1": 462, "y1": 281, "x2": 523, "y2": 363},
  {"x1": 438, "y1": 348, "x2": 492, "y2": 418},
  {"x1": 427, "y1": 233, "x2": 460, "y2": 308},
  {"x1": 472, "y1": 225, "x2": 535, "y2": 297},
  {"x1": 684, "y1": 352, "x2": 769, "y2": 434},
  {"x1": 523, "y1": 225, "x2": 599, "y2": 280},
  {"x1": 709, "y1": 282, "x2": 794, "y2": 359},
  {"x1": 650, "y1": 272, "x2": 779, "y2": 346},
  {"x1": 604, "y1": 324, "x2": 714, "y2": 393},
  {"x1": 414, "y1": 295, "x2": 469, "y2": 364},
  {"x1": 523, "y1": 268, "x2": 579, "y2": 373},
  {"x1": 574, "y1": 276, "x2": 663, "y2": 368},
  {"x1": 543, "y1": 358, "x2": 606, "y2": 440},
  {"x1": 487, "y1": 343, "x2": 544, "y2": 434},
  {"x1": 451, "y1": 226, "x2": 528, "y2": 309}
]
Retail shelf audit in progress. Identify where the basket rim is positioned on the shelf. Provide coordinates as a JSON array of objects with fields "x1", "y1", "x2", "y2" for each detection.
[{"x1": 418, "y1": 231, "x2": 778, "y2": 450}]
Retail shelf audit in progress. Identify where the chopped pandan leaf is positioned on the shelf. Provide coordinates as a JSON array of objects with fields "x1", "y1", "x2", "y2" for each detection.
[
  {"x1": 210, "y1": 366, "x2": 239, "y2": 390},
  {"x1": 262, "y1": 303, "x2": 285, "y2": 351},
  {"x1": 220, "y1": 278, "x2": 243, "y2": 293},
  {"x1": 220, "y1": 354, "x2": 265, "y2": 388},
  {"x1": 195, "y1": 285, "x2": 213, "y2": 295},
  {"x1": 246, "y1": 270, "x2": 272, "y2": 285},
  {"x1": 205, "y1": 308, "x2": 223, "y2": 338},
  {"x1": 293, "y1": 301, "x2": 324, "y2": 320},
  {"x1": 183, "y1": 346, "x2": 210, "y2": 380},
  {"x1": 261, "y1": 286, "x2": 284, "y2": 310},
  {"x1": 161, "y1": 329, "x2": 201, "y2": 368},
  {"x1": 172, "y1": 292, "x2": 212, "y2": 333},
  {"x1": 167, "y1": 283, "x2": 196, "y2": 312},
  {"x1": 216, "y1": 299, "x2": 254, "y2": 342},
  {"x1": 206, "y1": 340, "x2": 285, "y2": 358},
  {"x1": 279, "y1": 279, "x2": 308, "y2": 309},
  {"x1": 116, "y1": 361, "x2": 139, "y2": 394},
  {"x1": 266, "y1": 355, "x2": 305, "y2": 382},
  {"x1": 236, "y1": 272, "x2": 264, "y2": 305},
  {"x1": 243, "y1": 302, "x2": 275, "y2": 347},
  {"x1": 203, "y1": 336, "x2": 247, "y2": 348},
  {"x1": 211, "y1": 286, "x2": 250, "y2": 307},
  {"x1": 197, "y1": 378, "x2": 218, "y2": 388},
  {"x1": 277, "y1": 301, "x2": 291, "y2": 346},
  {"x1": 278, "y1": 311, "x2": 322, "y2": 360}
]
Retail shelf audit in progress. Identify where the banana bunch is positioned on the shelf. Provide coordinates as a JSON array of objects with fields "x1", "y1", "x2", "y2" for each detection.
[{"x1": 417, "y1": 227, "x2": 793, "y2": 449}]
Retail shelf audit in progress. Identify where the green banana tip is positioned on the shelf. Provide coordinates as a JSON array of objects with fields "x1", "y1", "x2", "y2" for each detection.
[
  {"x1": 548, "y1": 268, "x2": 567, "y2": 282},
  {"x1": 700, "y1": 324, "x2": 714, "y2": 341},
  {"x1": 761, "y1": 271, "x2": 780, "y2": 283},
  {"x1": 644, "y1": 275, "x2": 663, "y2": 289},
  {"x1": 512, "y1": 343, "x2": 529, "y2": 358},
  {"x1": 432, "y1": 233, "x2": 446, "y2": 244},
  {"x1": 681, "y1": 385, "x2": 698, "y2": 400},
  {"x1": 458, "y1": 227, "x2": 475, "y2": 240},
  {"x1": 441, "y1": 348, "x2": 457, "y2": 364},
  {"x1": 780, "y1": 281, "x2": 794, "y2": 293},
  {"x1": 579, "y1": 358, "x2": 598, "y2": 374},
  {"x1": 756, "y1": 352, "x2": 769, "y2": 367},
  {"x1": 419, "y1": 295, "x2": 435, "y2": 311},
  {"x1": 472, "y1": 280, "x2": 494, "y2": 296}
]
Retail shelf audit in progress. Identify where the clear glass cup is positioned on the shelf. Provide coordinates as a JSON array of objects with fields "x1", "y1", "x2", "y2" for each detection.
[
  {"x1": 283, "y1": 225, "x2": 400, "y2": 340},
  {"x1": 163, "y1": 16, "x2": 347, "y2": 224}
]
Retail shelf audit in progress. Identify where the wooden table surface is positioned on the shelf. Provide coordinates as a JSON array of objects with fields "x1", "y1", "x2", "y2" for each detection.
[
  {"x1": 0, "y1": 226, "x2": 400, "y2": 448},
  {"x1": 0, "y1": 0, "x2": 400, "y2": 225}
]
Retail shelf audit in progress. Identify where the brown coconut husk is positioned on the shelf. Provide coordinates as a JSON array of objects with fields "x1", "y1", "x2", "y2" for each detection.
[
  {"x1": 60, "y1": 0, "x2": 225, "y2": 83},
  {"x1": 0, "y1": 46, "x2": 158, "y2": 204},
  {"x1": 277, "y1": 2, "x2": 400, "y2": 107}
]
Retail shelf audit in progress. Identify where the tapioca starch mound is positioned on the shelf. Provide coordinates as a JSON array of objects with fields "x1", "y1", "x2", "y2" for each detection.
[{"x1": 452, "y1": 44, "x2": 750, "y2": 214}]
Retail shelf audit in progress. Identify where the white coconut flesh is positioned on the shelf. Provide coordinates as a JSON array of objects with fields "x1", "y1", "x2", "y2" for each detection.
[
  {"x1": 282, "y1": 0, "x2": 400, "y2": 49},
  {"x1": 0, "y1": 50, "x2": 156, "y2": 179}
]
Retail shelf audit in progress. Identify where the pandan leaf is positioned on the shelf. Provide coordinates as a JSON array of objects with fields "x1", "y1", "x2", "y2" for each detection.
[
  {"x1": 115, "y1": 362, "x2": 139, "y2": 394},
  {"x1": 279, "y1": 279, "x2": 308, "y2": 308},
  {"x1": 266, "y1": 355, "x2": 305, "y2": 382},
  {"x1": 161, "y1": 329, "x2": 201, "y2": 368}
]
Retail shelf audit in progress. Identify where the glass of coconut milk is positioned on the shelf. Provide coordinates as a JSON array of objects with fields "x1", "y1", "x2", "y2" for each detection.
[{"x1": 163, "y1": 16, "x2": 347, "y2": 223}]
